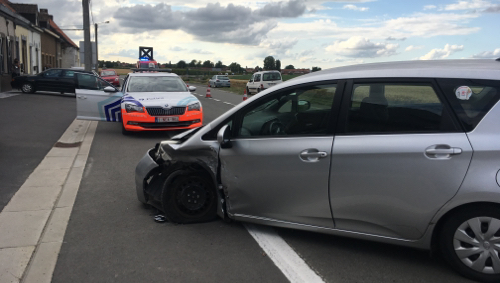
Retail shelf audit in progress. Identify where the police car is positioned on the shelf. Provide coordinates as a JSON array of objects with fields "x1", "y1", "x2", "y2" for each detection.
[{"x1": 75, "y1": 71, "x2": 202, "y2": 134}]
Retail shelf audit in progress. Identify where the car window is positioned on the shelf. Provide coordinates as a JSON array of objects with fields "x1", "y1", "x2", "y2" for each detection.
[
  {"x1": 127, "y1": 76, "x2": 188, "y2": 92},
  {"x1": 238, "y1": 83, "x2": 337, "y2": 137},
  {"x1": 43, "y1": 69, "x2": 62, "y2": 77},
  {"x1": 218, "y1": 76, "x2": 229, "y2": 80},
  {"x1": 76, "y1": 74, "x2": 110, "y2": 90},
  {"x1": 437, "y1": 79, "x2": 500, "y2": 132},
  {"x1": 121, "y1": 75, "x2": 129, "y2": 92},
  {"x1": 254, "y1": 74, "x2": 261, "y2": 82},
  {"x1": 63, "y1": 70, "x2": 75, "y2": 78},
  {"x1": 346, "y1": 83, "x2": 457, "y2": 134},
  {"x1": 263, "y1": 72, "x2": 281, "y2": 81}
]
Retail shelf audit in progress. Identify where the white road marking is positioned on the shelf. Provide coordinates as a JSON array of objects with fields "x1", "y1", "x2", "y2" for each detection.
[
  {"x1": 223, "y1": 102, "x2": 235, "y2": 106},
  {"x1": 212, "y1": 99, "x2": 220, "y2": 101},
  {"x1": 245, "y1": 223, "x2": 325, "y2": 283},
  {"x1": 0, "y1": 92, "x2": 21, "y2": 99}
]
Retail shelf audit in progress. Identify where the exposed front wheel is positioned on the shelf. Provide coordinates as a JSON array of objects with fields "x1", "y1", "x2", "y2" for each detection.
[
  {"x1": 440, "y1": 205, "x2": 500, "y2": 283},
  {"x1": 21, "y1": 83, "x2": 34, "y2": 93},
  {"x1": 161, "y1": 172, "x2": 217, "y2": 224}
]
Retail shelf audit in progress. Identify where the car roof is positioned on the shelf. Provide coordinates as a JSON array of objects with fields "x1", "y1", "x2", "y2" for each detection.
[
  {"x1": 127, "y1": 72, "x2": 179, "y2": 77},
  {"x1": 294, "y1": 59, "x2": 500, "y2": 82}
]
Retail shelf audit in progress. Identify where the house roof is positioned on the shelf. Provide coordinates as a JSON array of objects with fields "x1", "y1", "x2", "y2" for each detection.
[
  {"x1": 9, "y1": 3, "x2": 37, "y2": 14},
  {"x1": 0, "y1": 0, "x2": 16, "y2": 13},
  {"x1": 49, "y1": 19, "x2": 79, "y2": 49}
]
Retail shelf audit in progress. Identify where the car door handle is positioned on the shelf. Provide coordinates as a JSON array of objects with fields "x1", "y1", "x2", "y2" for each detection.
[
  {"x1": 299, "y1": 149, "x2": 328, "y2": 162},
  {"x1": 77, "y1": 95, "x2": 86, "y2": 99},
  {"x1": 425, "y1": 145, "x2": 462, "y2": 159}
]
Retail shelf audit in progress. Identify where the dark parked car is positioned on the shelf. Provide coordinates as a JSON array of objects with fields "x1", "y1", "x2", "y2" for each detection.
[{"x1": 11, "y1": 68, "x2": 95, "y2": 94}]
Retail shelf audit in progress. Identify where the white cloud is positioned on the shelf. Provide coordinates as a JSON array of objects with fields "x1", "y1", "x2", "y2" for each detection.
[
  {"x1": 170, "y1": 46, "x2": 186, "y2": 52},
  {"x1": 343, "y1": 4, "x2": 369, "y2": 11},
  {"x1": 444, "y1": 0, "x2": 492, "y2": 10},
  {"x1": 419, "y1": 44, "x2": 464, "y2": 60},
  {"x1": 470, "y1": 48, "x2": 500, "y2": 58},
  {"x1": 405, "y1": 45, "x2": 424, "y2": 51},
  {"x1": 325, "y1": 36, "x2": 399, "y2": 58},
  {"x1": 423, "y1": 5, "x2": 437, "y2": 10}
]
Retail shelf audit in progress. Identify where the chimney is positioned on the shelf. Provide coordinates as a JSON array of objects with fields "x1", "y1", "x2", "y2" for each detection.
[{"x1": 40, "y1": 8, "x2": 48, "y2": 14}]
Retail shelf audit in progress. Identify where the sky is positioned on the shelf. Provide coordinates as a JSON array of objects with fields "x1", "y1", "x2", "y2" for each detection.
[{"x1": 11, "y1": 0, "x2": 500, "y2": 69}]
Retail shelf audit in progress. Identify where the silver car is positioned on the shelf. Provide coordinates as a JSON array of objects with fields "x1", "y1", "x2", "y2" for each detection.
[
  {"x1": 136, "y1": 59, "x2": 500, "y2": 282},
  {"x1": 209, "y1": 75, "x2": 231, "y2": 88}
]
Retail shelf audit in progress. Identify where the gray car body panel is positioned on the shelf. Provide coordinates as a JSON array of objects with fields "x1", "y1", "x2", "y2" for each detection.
[{"x1": 135, "y1": 59, "x2": 500, "y2": 250}]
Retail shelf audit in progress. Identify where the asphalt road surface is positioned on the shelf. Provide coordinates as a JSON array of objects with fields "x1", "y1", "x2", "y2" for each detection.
[{"x1": 2, "y1": 87, "x2": 475, "y2": 282}]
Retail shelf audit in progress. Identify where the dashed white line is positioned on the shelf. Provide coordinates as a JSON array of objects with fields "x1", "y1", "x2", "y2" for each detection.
[
  {"x1": 245, "y1": 223, "x2": 325, "y2": 283},
  {"x1": 223, "y1": 102, "x2": 235, "y2": 106},
  {"x1": 212, "y1": 99, "x2": 220, "y2": 101}
]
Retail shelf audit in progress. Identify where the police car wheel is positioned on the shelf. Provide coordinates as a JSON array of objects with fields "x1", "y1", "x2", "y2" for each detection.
[
  {"x1": 121, "y1": 123, "x2": 130, "y2": 135},
  {"x1": 161, "y1": 172, "x2": 217, "y2": 224},
  {"x1": 21, "y1": 83, "x2": 34, "y2": 94}
]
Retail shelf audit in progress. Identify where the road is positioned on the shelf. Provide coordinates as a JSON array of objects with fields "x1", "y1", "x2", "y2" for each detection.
[{"x1": 1, "y1": 86, "x2": 474, "y2": 282}]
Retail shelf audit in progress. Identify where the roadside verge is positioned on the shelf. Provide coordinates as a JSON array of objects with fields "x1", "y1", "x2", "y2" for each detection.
[{"x1": 0, "y1": 119, "x2": 97, "y2": 283}]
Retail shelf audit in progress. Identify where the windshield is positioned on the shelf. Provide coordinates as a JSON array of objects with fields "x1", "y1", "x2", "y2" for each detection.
[
  {"x1": 140, "y1": 63, "x2": 158, "y2": 69},
  {"x1": 218, "y1": 76, "x2": 229, "y2": 80},
  {"x1": 263, "y1": 72, "x2": 281, "y2": 81},
  {"x1": 127, "y1": 76, "x2": 188, "y2": 92},
  {"x1": 101, "y1": 71, "x2": 116, "y2": 76}
]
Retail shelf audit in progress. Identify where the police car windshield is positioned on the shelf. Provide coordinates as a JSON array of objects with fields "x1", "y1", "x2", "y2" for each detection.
[{"x1": 127, "y1": 76, "x2": 188, "y2": 92}]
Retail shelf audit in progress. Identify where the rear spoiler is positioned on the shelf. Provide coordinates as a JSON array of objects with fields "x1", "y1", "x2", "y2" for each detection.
[{"x1": 131, "y1": 68, "x2": 172, "y2": 73}]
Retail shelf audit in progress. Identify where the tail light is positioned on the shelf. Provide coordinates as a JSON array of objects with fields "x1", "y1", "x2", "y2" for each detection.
[{"x1": 261, "y1": 84, "x2": 264, "y2": 89}]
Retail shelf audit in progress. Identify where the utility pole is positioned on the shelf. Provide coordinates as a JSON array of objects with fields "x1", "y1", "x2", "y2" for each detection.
[
  {"x1": 95, "y1": 23, "x2": 98, "y2": 70},
  {"x1": 82, "y1": 0, "x2": 92, "y2": 71}
]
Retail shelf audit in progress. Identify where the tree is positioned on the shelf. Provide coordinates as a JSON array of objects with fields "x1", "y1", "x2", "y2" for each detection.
[
  {"x1": 254, "y1": 66, "x2": 262, "y2": 72},
  {"x1": 263, "y1": 56, "x2": 276, "y2": 70},
  {"x1": 189, "y1": 59, "x2": 197, "y2": 67},
  {"x1": 215, "y1": 60, "x2": 223, "y2": 68},
  {"x1": 229, "y1": 62, "x2": 242, "y2": 73},
  {"x1": 202, "y1": 60, "x2": 214, "y2": 68},
  {"x1": 177, "y1": 60, "x2": 187, "y2": 68},
  {"x1": 196, "y1": 60, "x2": 202, "y2": 67},
  {"x1": 275, "y1": 59, "x2": 281, "y2": 71},
  {"x1": 312, "y1": 66, "x2": 322, "y2": 72},
  {"x1": 285, "y1": 65, "x2": 295, "y2": 69}
]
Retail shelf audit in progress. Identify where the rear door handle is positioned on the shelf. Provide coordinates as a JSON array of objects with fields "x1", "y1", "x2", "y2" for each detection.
[
  {"x1": 77, "y1": 95, "x2": 86, "y2": 99},
  {"x1": 299, "y1": 149, "x2": 328, "y2": 162}
]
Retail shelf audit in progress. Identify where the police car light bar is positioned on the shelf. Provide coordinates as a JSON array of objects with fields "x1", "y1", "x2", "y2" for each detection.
[{"x1": 131, "y1": 68, "x2": 172, "y2": 73}]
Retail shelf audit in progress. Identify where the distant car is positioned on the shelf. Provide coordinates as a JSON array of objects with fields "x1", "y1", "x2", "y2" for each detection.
[
  {"x1": 100, "y1": 69, "x2": 120, "y2": 87},
  {"x1": 11, "y1": 68, "x2": 94, "y2": 94},
  {"x1": 76, "y1": 72, "x2": 202, "y2": 135},
  {"x1": 136, "y1": 59, "x2": 500, "y2": 283},
  {"x1": 209, "y1": 75, "x2": 230, "y2": 88},
  {"x1": 246, "y1": 71, "x2": 282, "y2": 94}
]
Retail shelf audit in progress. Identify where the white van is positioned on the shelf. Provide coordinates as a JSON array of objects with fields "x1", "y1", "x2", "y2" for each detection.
[{"x1": 246, "y1": 70, "x2": 282, "y2": 94}]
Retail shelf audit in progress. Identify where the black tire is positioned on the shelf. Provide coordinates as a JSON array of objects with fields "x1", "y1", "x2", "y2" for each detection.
[
  {"x1": 121, "y1": 122, "x2": 130, "y2": 135},
  {"x1": 161, "y1": 172, "x2": 217, "y2": 224},
  {"x1": 21, "y1": 82, "x2": 35, "y2": 94},
  {"x1": 257, "y1": 88, "x2": 261, "y2": 93},
  {"x1": 440, "y1": 205, "x2": 500, "y2": 283}
]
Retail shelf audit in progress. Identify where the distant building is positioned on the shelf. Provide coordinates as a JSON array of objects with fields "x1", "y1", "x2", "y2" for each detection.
[{"x1": 49, "y1": 19, "x2": 79, "y2": 68}]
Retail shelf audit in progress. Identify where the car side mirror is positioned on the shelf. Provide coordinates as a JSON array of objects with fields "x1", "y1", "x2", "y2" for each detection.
[
  {"x1": 104, "y1": 86, "x2": 117, "y2": 92},
  {"x1": 189, "y1": 86, "x2": 196, "y2": 92},
  {"x1": 217, "y1": 125, "x2": 232, "y2": 149},
  {"x1": 249, "y1": 79, "x2": 253, "y2": 83},
  {"x1": 298, "y1": 100, "x2": 311, "y2": 112}
]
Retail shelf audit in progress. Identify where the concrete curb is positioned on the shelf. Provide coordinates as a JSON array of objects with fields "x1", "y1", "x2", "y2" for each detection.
[{"x1": 0, "y1": 119, "x2": 97, "y2": 283}]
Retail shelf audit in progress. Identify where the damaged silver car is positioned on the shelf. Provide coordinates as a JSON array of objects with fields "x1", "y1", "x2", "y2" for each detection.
[{"x1": 135, "y1": 59, "x2": 500, "y2": 283}]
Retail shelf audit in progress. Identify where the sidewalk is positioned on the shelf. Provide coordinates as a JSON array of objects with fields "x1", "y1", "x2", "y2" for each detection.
[{"x1": 0, "y1": 119, "x2": 97, "y2": 283}]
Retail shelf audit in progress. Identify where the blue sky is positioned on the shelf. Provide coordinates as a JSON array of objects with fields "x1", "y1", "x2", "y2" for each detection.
[{"x1": 13, "y1": 0, "x2": 500, "y2": 69}]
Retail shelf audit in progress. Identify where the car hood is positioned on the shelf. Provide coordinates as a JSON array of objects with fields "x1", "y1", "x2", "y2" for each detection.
[
  {"x1": 122, "y1": 92, "x2": 199, "y2": 107},
  {"x1": 101, "y1": 75, "x2": 118, "y2": 79}
]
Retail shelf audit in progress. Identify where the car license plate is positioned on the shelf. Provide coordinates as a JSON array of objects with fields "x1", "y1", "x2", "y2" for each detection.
[{"x1": 156, "y1": 117, "x2": 179, "y2": 122}]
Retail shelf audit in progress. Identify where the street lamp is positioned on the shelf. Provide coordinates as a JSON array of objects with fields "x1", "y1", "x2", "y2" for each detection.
[{"x1": 95, "y1": 21, "x2": 109, "y2": 71}]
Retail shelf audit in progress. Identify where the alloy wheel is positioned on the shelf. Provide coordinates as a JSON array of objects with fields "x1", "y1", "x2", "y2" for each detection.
[{"x1": 453, "y1": 217, "x2": 500, "y2": 274}]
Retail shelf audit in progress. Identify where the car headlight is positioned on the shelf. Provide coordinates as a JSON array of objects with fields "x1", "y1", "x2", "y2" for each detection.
[
  {"x1": 114, "y1": 78, "x2": 119, "y2": 81},
  {"x1": 125, "y1": 103, "x2": 144, "y2": 113},
  {"x1": 187, "y1": 102, "x2": 201, "y2": 111}
]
